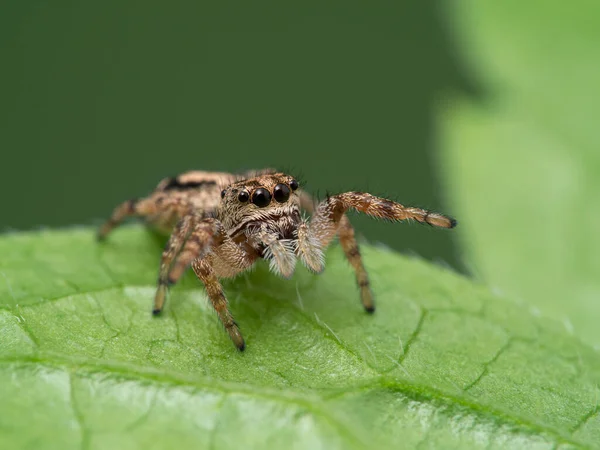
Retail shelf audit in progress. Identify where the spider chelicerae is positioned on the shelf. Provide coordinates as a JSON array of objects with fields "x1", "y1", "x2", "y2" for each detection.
[{"x1": 98, "y1": 169, "x2": 456, "y2": 350}]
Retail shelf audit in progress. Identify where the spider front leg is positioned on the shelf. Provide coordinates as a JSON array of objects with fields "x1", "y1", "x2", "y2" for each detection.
[
  {"x1": 311, "y1": 191, "x2": 456, "y2": 247},
  {"x1": 298, "y1": 191, "x2": 375, "y2": 306},
  {"x1": 153, "y1": 214, "x2": 198, "y2": 314},
  {"x1": 309, "y1": 192, "x2": 456, "y2": 311},
  {"x1": 297, "y1": 190, "x2": 370, "y2": 309},
  {"x1": 192, "y1": 258, "x2": 245, "y2": 351},
  {"x1": 337, "y1": 215, "x2": 374, "y2": 312},
  {"x1": 154, "y1": 216, "x2": 250, "y2": 314}
]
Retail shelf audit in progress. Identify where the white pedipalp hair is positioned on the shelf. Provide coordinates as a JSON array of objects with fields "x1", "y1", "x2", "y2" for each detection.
[
  {"x1": 262, "y1": 238, "x2": 297, "y2": 279},
  {"x1": 295, "y1": 220, "x2": 325, "y2": 274}
]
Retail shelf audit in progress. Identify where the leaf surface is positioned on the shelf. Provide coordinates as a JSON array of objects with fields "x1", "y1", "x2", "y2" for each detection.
[{"x1": 0, "y1": 227, "x2": 599, "y2": 449}]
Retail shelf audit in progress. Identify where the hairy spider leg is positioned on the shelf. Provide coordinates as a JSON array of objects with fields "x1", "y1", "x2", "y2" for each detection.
[
  {"x1": 307, "y1": 192, "x2": 456, "y2": 311},
  {"x1": 154, "y1": 217, "x2": 253, "y2": 314},
  {"x1": 193, "y1": 258, "x2": 245, "y2": 350},
  {"x1": 298, "y1": 190, "x2": 374, "y2": 311},
  {"x1": 97, "y1": 194, "x2": 190, "y2": 240}
]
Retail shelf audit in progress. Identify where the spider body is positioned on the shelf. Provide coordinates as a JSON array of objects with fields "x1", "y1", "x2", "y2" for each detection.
[{"x1": 98, "y1": 169, "x2": 456, "y2": 351}]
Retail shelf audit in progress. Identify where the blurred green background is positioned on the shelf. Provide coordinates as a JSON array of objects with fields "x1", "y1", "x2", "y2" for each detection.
[{"x1": 0, "y1": 0, "x2": 474, "y2": 271}]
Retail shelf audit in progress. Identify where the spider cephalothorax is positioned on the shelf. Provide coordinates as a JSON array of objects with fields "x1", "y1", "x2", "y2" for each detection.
[
  {"x1": 99, "y1": 169, "x2": 456, "y2": 351},
  {"x1": 218, "y1": 173, "x2": 302, "y2": 243}
]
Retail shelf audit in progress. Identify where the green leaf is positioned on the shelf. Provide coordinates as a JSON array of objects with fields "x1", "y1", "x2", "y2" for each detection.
[
  {"x1": 439, "y1": 1, "x2": 600, "y2": 346},
  {"x1": 0, "y1": 226, "x2": 599, "y2": 449}
]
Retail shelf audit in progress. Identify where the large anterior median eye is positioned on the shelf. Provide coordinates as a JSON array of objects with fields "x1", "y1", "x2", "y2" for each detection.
[
  {"x1": 273, "y1": 183, "x2": 290, "y2": 203},
  {"x1": 251, "y1": 188, "x2": 271, "y2": 207}
]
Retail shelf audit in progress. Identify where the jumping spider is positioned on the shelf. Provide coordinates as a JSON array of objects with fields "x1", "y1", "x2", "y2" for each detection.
[{"x1": 98, "y1": 169, "x2": 456, "y2": 351}]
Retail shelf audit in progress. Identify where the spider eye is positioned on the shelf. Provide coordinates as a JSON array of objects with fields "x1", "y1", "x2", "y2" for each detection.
[
  {"x1": 238, "y1": 190, "x2": 249, "y2": 203},
  {"x1": 273, "y1": 183, "x2": 291, "y2": 203},
  {"x1": 221, "y1": 189, "x2": 226, "y2": 199},
  {"x1": 251, "y1": 188, "x2": 271, "y2": 207},
  {"x1": 289, "y1": 179, "x2": 299, "y2": 191}
]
